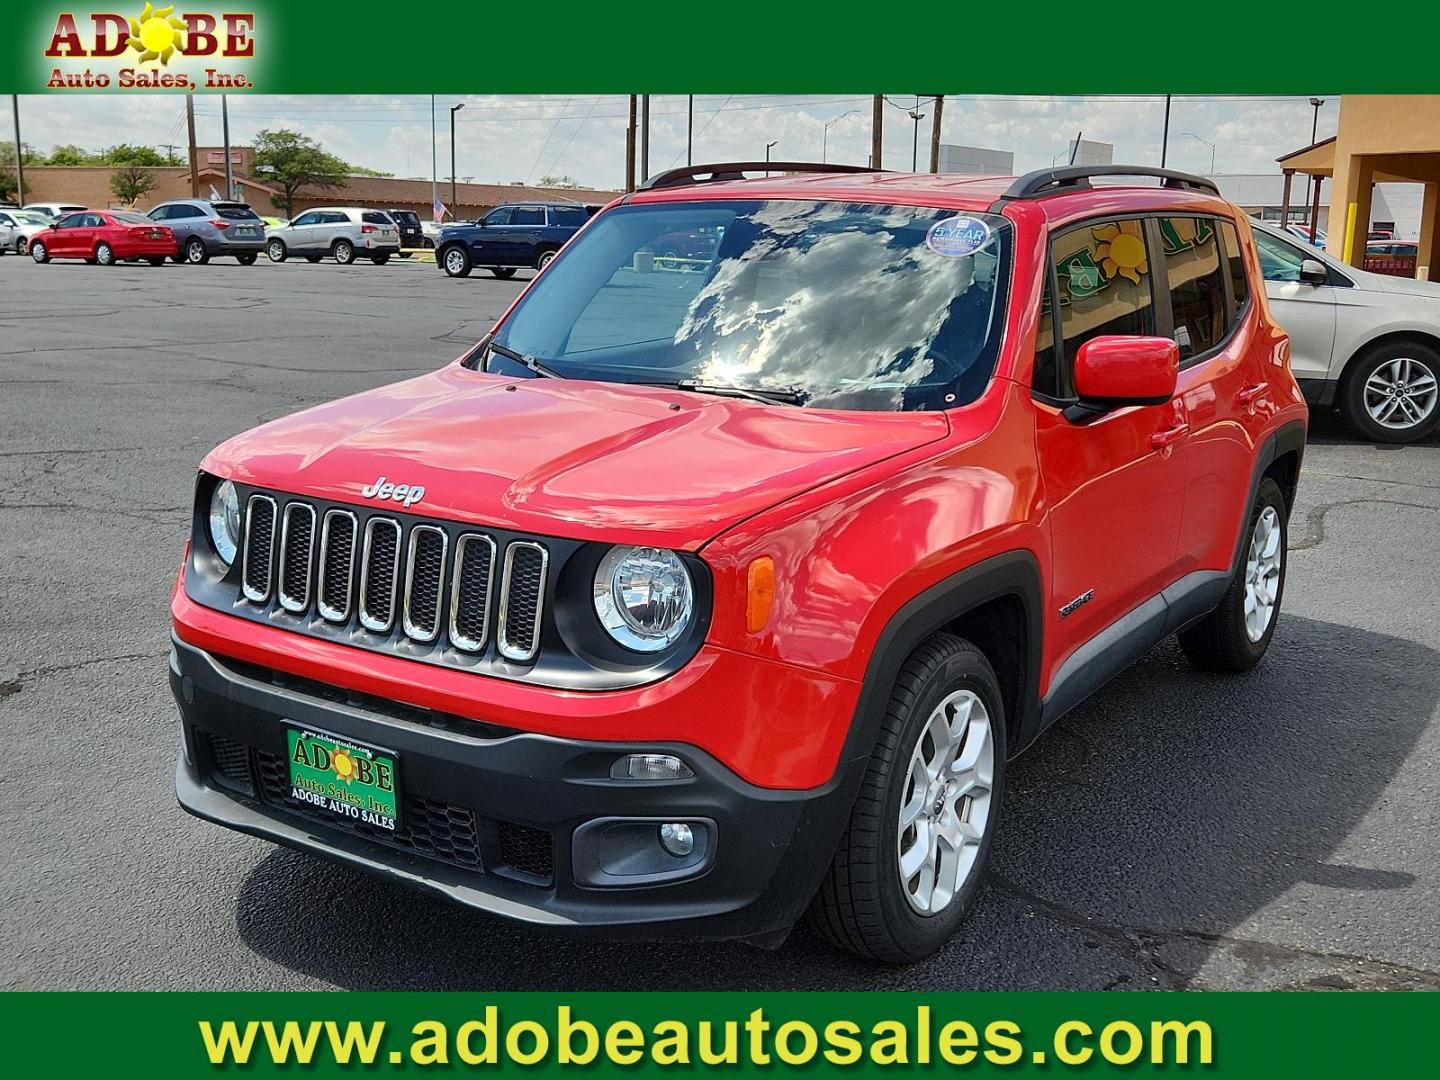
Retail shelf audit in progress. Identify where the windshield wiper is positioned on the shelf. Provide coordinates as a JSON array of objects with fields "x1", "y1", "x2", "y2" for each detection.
[
  {"x1": 486, "y1": 340, "x2": 564, "y2": 380},
  {"x1": 671, "y1": 380, "x2": 808, "y2": 407}
]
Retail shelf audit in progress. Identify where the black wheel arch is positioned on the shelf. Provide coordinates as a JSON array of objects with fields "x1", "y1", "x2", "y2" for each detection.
[{"x1": 842, "y1": 550, "x2": 1045, "y2": 767}]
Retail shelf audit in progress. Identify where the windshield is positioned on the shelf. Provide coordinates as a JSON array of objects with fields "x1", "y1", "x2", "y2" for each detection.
[{"x1": 490, "y1": 199, "x2": 1012, "y2": 412}]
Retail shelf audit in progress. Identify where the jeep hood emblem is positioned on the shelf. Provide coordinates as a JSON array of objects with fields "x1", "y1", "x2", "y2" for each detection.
[{"x1": 361, "y1": 476, "x2": 426, "y2": 508}]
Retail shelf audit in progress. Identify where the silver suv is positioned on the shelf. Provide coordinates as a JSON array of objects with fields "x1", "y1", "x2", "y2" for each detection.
[
  {"x1": 146, "y1": 199, "x2": 267, "y2": 265},
  {"x1": 264, "y1": 207, "x2": 400, "y2": 265}
]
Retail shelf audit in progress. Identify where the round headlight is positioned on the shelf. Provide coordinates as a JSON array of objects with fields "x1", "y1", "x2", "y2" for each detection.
[
  {"x1": 208, "y1": 479, "x2": 240, "y2": 566},
  {"x1": 593, "y1": 546, "x2": 694, "y2": 653}
]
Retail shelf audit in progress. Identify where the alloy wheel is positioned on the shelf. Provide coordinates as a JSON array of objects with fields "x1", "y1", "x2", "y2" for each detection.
[
  {"x1": 445, "y1": 249, "x2": 466, "y2": 275},
  {"x1": 30, "y1": 241, "x2": 45, "y2": 262},
  {"x1": 896, "y1": 689, "x2": 994, "y2": 915},
  {"x1": 96, "y1": 243, "x2": 114, "y2": 265},
  {"x1": 1363, "y1": 356, "x2": 1438, "y2": 430},
  {"x1": 1244, "y1": 505, "x2": 1283, "y2": 642}
]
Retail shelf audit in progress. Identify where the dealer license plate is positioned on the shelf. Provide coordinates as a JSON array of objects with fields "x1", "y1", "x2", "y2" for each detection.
[{"x1": 285, "y1": 726, "x2": 400, "y2": 831}]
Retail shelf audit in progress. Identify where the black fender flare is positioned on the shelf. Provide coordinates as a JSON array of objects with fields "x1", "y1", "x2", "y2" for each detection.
[
  {"x1": 1229, "y1": 419, "x2": 1307, "y2": 577},
  {"x1": 840, "y1": 549, "x2": 1045, "y2": 770}
]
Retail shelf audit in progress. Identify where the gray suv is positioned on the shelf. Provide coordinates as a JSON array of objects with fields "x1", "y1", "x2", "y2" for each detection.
[
  {"x1": 146, "y1": 199, "x2": 267, "y2": 265},
  {"x1": 264, "y1": 207, "x2": 400, "y2": 265}
]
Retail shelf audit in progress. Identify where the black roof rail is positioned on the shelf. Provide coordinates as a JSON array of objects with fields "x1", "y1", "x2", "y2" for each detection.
[
  {"x1": 638, "y1": 161, "x2": 884, "y2": 191},
  {"x1": 998, "y1": 165, "x2": 1220, "y2": 201}
]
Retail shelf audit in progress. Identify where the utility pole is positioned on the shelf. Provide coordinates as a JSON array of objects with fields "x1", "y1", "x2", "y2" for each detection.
[
  {"x1": 687, "y1": 95, "x2": 693, "y2": 166},
  {"x1": 221, "y1": 94, "x2": 233, "y2": 200},
  {"x1": 1160, "y1": 94, "x2": 1171, "y2": 167},
  {"x1": 449, "y1": 102, "x2": 464, "y2": 220},
  {"x1": 185, "y1": 91, "x2": 199, "y2": 197},
  {"x1": 1306, "y1": 98, "x2": 1325, "y2": 225},
  {"x1": 625, "y1": 95, "x2": 637, "y2": 192},
  {"x1": 640, "y1": 94, "x2": 650, "y2": 184},
  {"x1": 870, "y1": 94, "x2": 883, "y2": 170},
  {"x1": 928, "y1": 94, "x2": 944, "y2": 172},
  {"x1": 10, "y1": 95, "x2": 24, "y2": 206},
  {"x1": 430, "y1": 95, "x2": 437, "y2": 220}
]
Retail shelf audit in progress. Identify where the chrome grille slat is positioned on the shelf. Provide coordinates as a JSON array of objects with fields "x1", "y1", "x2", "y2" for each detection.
[
  {"x1": 277, "y1": 502, "x2": 317, "y2": 613},
  {"x1": 317, "y1": 509, "x2": 358, "y2": 623},
  {"x1": 402, "y1": 525, "x2": 448, "y2": 643},
  {"x1": 240, "y1": 495, "x2": 277, "y2": 603},
  {"x1": 449, "y1": 533, "x2": 497, "y2": 653},
  {"x1": 358, "y1": 517, "x2": 401, "y2": 633},
  {"x1": 497, "y1": 541, "x2": 548, "y2": 663}
]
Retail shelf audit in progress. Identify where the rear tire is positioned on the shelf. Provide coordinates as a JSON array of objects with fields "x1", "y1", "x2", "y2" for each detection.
[
  {"x1": 147, "y1": 257, "x2": 165, "y2": 267},
  {"x1": 95, "y1": 242, "x2": 115, "y2": 266},
  {"x1": 185, "y1": 237, "x2": 209, "y2": 265},
  {"x1": 1179, "y1": 478, "x2": 1288, "y2": 672},
  {"x1": 441, "y1": 245, "x2": 471, "y2": 277},
  {"x1": 371, "y1": 253, "x2": 390, "y2": 265},
  {"x1": 305, "y1": 255, "x2": 322, "y2": 263},
  {"x1": 332, "y1": 239, "x2": 355, "y2": 265},
  {"x1": 266, "y1": 239, "x2": 287, "y2": 263},
  {"x1": 236, "y1": 253, "x2": 258, "y2": 265},
  {"x1": 1339, "y1": 341, "x2": 1440, "y2": 444},
  {"x1": 536, "y1": 249, "x2": 557, "y2": 271},
  {"x1": 809, "y1": 632, "x2": 1006, "y2": 963},
  {"x1": 490, "y1": 266, "x2": 517, "y2": 279}
]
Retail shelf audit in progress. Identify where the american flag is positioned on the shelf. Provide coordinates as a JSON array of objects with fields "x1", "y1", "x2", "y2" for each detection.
[{"x1": 433, "y1": 198, "x2": 446, "y2": 223}]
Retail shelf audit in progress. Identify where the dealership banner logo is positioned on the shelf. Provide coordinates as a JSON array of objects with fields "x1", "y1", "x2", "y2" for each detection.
[{"x1": 39, "y1": 3, "x2": 263, "y2": 90}]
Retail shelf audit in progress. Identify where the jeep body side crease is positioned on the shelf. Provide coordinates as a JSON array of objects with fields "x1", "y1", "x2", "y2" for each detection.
[{"x1": 171, "y1": 162, "x2": 1307, "y2": 962}]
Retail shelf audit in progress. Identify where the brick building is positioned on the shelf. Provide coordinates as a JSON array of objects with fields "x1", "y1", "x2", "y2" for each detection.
[{"x1": 16, "y1": 145, "x2": 619, "y2": 220}]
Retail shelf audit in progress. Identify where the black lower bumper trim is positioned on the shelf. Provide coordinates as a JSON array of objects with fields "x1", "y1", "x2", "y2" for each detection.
[{"x1": 170, "y1": 635, "x2": 858, "y2": 939}]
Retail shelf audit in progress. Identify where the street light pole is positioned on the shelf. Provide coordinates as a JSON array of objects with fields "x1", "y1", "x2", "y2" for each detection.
[
  {"x1": 221, "y1": 93, "x2": 233, "y2": 200},
  {"x1": 765, "y1": 139, "x2": 778, "y2": 176},
  {"x1": 450, "y1": 102, "x2": 464, "y2": 220},
  {"x1": 1183, "y1": 131, "x2": 1216, "y2": 173},
  {"x1": 687, "y1": 95, "x2": 693, "y2": 166},
  {"x1": 10, "y1": 95, "x2": 24, "y2": 206},
  {"x1": 908, "y1": 95, "x2": 926, "y2": 172},
  {"x1": 430, "y1": 95, "x2": 437, "y2": 220},
  {"x1": 1306, "y1": 97, "x2": 1325, "y2": 226},
  {"x1": 822, "y1": 110, "x2": 859, "y2": 164}
]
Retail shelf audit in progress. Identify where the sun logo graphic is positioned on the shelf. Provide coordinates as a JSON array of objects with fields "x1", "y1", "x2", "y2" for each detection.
[
  {"x1": 125, "y1": 3, "x2": 187, "y2": 65},
  {"x1": 330, "y1": 749, "x2": 357, "y2": 783},
  {"x1": 1092, "y1": 220, "x2": 1149, "y2": 284}
]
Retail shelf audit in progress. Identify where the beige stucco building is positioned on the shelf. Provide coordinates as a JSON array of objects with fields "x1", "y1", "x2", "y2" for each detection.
[{"x1": 1280, "y1": 96, "x2": 1440, "y2": 278}]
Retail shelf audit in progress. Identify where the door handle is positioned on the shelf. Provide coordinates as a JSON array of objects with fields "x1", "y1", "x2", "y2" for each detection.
[
  {"x1": 1149, "y1": 423, "x2": 1190, "y2": 450},
  {"x1": 1237, "y1": 382, "x2": 1269, "y2": 405}
]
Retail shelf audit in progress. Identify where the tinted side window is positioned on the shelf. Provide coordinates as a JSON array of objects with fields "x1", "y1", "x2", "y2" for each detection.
[
  {"x1": 511, "y1": 207, "x2": 545, "y2": 226},
  {"x1": 1252, "y1": 230, "x2": 1308, "y2": 283},
  {"x1": 1159, "y1": 217, "x2": 1226, "y2": 361},
  {"x1": 291, "y1": 211, "x2": 320, "y2": 226},
  {"x1": 1219, "y1": 221, "x2": 1250, "y2": 318},
  {"x1": 484, "y1": 208, "x2": 512, "y2": 226},
  {"x1": 362, "y1": 211, "x2": 391, "y2": 225},
  {"x1": 550, "y1": 206, "x2": 587, "y2": 226},
  {"x1": 148, "y1": 205, "x2": 170, "y2": 221},
  {"x1": 1054, "y1": 218, "x2": 1156, "y2": 370},
  {"x1": 54, "y1": 214, "x2": 82, "y2": 229},
  {"x1": 322, "y1": 211, "x2": 349, "y2": 224},
  {"x1": 172, "y1": 204, "x2": 204, "y2": 219}
]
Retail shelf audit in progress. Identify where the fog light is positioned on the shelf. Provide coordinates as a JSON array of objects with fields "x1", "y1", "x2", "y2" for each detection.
[
  {"x1": 610, "y1": 753, "x2": 694, "y2": 781},
  {"x1": 659, "y1": 822, "x2": 694, "y2": 857}
]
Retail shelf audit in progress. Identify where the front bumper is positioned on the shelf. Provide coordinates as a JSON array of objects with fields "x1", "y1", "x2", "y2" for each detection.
[{"x1": 170, "y1": 635, "x2": 860, "y2": 939}]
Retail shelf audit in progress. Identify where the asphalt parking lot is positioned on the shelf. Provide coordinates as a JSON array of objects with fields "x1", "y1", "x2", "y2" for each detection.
[{"x1": 2, "y1": 254, "x2": 1438, "y2": 991}]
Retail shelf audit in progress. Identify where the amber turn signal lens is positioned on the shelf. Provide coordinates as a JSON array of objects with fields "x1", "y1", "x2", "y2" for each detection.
[{"x1": 746, "y1": 557, "x2": 776, "y2": 633}]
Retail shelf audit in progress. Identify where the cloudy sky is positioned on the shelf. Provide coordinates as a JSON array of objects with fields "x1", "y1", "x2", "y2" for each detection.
[{"x1": 15, "y1": 93, "x2": 1337, "y2": 190}]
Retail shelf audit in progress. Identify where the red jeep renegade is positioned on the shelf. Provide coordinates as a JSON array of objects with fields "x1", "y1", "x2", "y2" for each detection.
[{"x1": 171, "y1": 163, "x2": 1307, "y2": 962}]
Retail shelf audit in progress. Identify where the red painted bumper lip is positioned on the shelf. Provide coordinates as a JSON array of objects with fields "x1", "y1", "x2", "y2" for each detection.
[{"x1": 170, "y1": 578, "x2": 859, "y2": 790}]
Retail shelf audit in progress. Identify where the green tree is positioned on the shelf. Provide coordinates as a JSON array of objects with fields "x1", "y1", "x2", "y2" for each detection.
[
  {"x1": 0, "y1": 143, "x2": 19, "y2": 202},
  {"x1": 251, "y1": 128, "x2": 349, "y2": 218},
  {"x1": 110, "y1": 165, "x2": 158, "y2": 207},
  {"x1": 46, "y1": 144, "x2": 98, "y2": 165},
  {"x1": 348, "y1": 165, "x2": 394, "y2": 178},
  {"x1": 104, "y1": 144, "x2": 167, "y2": 167},
  {"x1": 538, "y1": 174, "x2": 581, "y2": 189}
]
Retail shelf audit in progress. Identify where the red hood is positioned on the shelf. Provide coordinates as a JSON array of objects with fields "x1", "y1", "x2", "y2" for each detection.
[{"x1": 202, "y1": 365, "x2": 950, "y2": 549}]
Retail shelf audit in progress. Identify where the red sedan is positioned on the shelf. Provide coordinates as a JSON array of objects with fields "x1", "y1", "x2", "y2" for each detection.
[{"x1": 28, "y1": 210, "x2": 176, "y2": 266}]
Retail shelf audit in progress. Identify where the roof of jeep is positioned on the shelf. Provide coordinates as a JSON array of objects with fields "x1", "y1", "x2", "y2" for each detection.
[{"x1": 625, "y1": 170, "x2": 1233, "y2": 220}]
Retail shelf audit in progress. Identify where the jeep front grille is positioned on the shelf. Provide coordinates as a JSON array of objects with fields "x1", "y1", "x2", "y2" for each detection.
[{"x1": 236, "y1": 492, "x2": 549, "y2": 664}]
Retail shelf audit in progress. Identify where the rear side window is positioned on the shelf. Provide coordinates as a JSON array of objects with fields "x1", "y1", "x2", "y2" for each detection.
[
  {"x1": 1158, "y1": 217, "x2": 1226, "y2": 361},
  {"x1": 1219, "y1": 220, "x2": 1250, "y2": 317},
  {"x1": 170, "y1": 204, "x2": 204, "y2": 219},
  {"x1": 512, "y1": 207, "x2": 545, "y2": 225},
  {"x1": 362, "y1": 211, "x2": 391, "y2": 225},
  {"x1": 215, "y1": 204, "x2": 260, "y2": 221},
  {"x1": 550, "y1": 206, "x2": 588, "y2": 226},
  {"x1": 1053, "y1": 218, "x2": 1156, "y2": 375}
]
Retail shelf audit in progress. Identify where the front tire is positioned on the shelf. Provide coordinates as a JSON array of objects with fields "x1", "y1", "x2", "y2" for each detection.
[
  {"x1": 266, "y1": 239, "x2": 288, "y2": 263},
  {"x1": 810, "y1": 633, "x2": 1005, "y2": 963},
  {"x1": 30, "y1": 240, "x2": 49, "y2": 263},
  {"x1": 441, "y1": 245, "x2": 471, "y2": 277},
  {"x1": 536, "y1": 249, "x2": 557, "y2": 271},
  {"x1": 332, "y1": 239, "x2": 355, "y2": 265},
  {"x1": 1340, "y1": 341, "x2": 1440, "y2": 444},
  {"x1": 1179, "y1": 477, "x2": 1287, "y2": 672},
  {"x1": 236, "y1": 253, "x2": 258, "y2": 265},
  {"x1": 185, "y1": 237, "x2": 209, "y2": 265},
  {"x1": 95, "y1": 242, "x2": 115, "y2": 266}
]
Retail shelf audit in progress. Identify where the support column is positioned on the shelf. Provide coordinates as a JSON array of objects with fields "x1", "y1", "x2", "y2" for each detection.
[
  {"x1": 1417, "y1": 181, "x2": 1440, "y2": 281},
  {"x1": 1325, "y1": 151, "x2": 1374, "y2": 266},
  {"x1": 1280, "y1": 169, "x2": 1293, "y2": 225}
]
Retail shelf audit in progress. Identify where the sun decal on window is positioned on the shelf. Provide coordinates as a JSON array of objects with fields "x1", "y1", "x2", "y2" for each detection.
[{"x1": 1092, "y1": 220, "x2": 1148, "y2": 284}]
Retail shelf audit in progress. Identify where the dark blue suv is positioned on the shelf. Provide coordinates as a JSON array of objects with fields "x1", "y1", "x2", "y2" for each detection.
[{"x1": 436, "y1": 202, "x2": 599, "y2": 279}]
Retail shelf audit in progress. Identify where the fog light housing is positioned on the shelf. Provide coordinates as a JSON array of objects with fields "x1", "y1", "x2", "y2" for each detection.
[
  {"x1": 610, "y1": 753, "x2": 694, "y2": 781},
  {"x1": 659, "y1": 822, "x2": 694, "y2": 857}
]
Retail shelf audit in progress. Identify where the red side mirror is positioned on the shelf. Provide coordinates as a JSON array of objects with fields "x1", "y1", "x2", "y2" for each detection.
[{"x1": 1073, "y1": 336, "x2": 1179, "y2": 406}]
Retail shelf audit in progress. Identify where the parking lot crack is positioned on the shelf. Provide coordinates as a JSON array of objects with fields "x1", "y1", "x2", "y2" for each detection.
[{"x1": 1290, "y1": 497, "x2": 1439, "y2": 552}]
